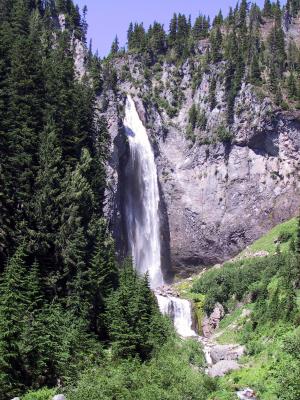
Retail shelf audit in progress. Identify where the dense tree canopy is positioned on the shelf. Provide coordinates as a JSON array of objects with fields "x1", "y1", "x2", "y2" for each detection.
[{"x1": 0, "y1": 1, "x2": 171, "y2": 397}]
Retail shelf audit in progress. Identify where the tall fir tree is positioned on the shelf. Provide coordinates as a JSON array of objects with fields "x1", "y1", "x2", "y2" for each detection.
[
  {"x1": 110, "y1": 35, "x2": 119, "y2": 55},
  {"x1": 86, "y1": 219, "x2": 118, "y2": 337},
  {"x1": 31, "y1": 118, "x2": 63, "y2": 270},
  {"x1": 263, "y1": 0, "x2": 273, "y2": 16}
]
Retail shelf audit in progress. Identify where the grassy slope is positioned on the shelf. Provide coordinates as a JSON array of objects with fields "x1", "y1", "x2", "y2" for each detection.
[
  {"x1": 176, "y1": 217, "x2": 299, "y2": 400},
  {"x1": 177, "y1": 217, "x2": 297, "y2": 293},
  {"x1": 240, "y1": 217, "x2": 297, "y2": 256},
  {"x1": 212, "y1": 317, "x2": 297, "y2": 399},
  {"x1": 206, "y1": 218, "x2": 299, "y2": 399}
]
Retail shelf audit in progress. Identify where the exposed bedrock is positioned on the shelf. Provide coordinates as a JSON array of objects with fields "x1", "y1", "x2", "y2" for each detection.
[
  {"x1": 102, "y1": 86, "x2": 300, "y2": 277},
  {"x1": 156, "y1": 113, "x2": 300, "y2": 275}
]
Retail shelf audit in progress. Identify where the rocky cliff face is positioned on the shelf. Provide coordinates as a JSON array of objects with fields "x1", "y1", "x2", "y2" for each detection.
[
  {"x1": 156, "y1": 108, "x2": 300, "y2": 274},
  {"x1": 102, "y1": 51, "x2": 300, "y2": 277}
]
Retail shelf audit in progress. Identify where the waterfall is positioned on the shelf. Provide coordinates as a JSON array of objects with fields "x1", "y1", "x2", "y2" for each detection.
[
  {"x1": 123, "y1": 95, "x2": 164, "y2": 289},
  {"x1": 123, "y1": 95, "x2": 197, "y2": 338},
  {"x1": 156, "y1": 295, "x2": 197, "y2": 338}
]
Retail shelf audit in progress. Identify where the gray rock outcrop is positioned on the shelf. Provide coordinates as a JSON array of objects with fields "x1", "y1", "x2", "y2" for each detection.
[
  {"x1": 199, "y1": 336, "x2": 245, "y2": 377},
  {"x1": 237, "y1": 388, "x2": 258, "y2": 399},
  {"x1": 53, "y1": 395, "x2": 66, "y2": 400},
  {"x1": 202, "y1": 303, "x2": 225, "y2": 337},
  {"x1": 156, "y1": 111, "x2": 300, "y2": 274},
  {"x1": 210, "y1": 344, "x2": 245, "y2": 364},
  {"x1": 208, "y1": 360, "x2": 240, "y2": 377}
]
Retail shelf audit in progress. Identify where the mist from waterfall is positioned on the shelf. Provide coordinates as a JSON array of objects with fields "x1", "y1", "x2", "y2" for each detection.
[{"x1": 123, "y1": 95, "x2": 164, "y2": 289}]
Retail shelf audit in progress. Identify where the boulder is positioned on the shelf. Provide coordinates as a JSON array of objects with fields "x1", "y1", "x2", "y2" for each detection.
[
  {"x1": 210, "y1": 344, "x2": 245, "y2": 364},
  {"x1": 236, "y1": 388, "x2": 257, "y2": 399},
  {"x1": 208, "y1": 360, "x2": 240, "y2": 377},
  {"x1": 53, "y1": 395, "x2": 66, "y2": 400},
  {"x1": 202, "y1": 303, "x2": 225, "y2": 337}
]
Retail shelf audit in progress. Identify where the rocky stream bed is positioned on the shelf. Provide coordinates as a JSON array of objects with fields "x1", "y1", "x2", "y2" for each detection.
[{"x1": 156, "y1": 284, "x2": 258, "y2": 399}]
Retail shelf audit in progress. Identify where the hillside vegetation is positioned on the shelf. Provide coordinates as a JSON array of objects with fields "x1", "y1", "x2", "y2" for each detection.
[
  {"x1": 189, "y1": 217, "x2": 300, "y2": 399},
  {"x1": 0, "y1": 1, "x2": 171, "y2": 398},
  {"x1": 0, "y1": 0, "x2": 299, "y2": 399},
  {"x1": 239, "y1": 217, "x2": 298, "y2": 256}
]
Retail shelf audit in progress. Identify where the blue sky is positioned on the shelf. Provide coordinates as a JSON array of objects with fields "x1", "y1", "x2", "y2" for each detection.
[{"x1": 75, "y1": 0, "x2": 266, "y2": 57}]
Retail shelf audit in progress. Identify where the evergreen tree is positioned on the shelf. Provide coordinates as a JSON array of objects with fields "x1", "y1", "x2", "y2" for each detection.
[
  {"x1": 0, "y1": 245, "x2": 43, "y2": 396},
  {"x1": 57, "y1": 149, "x2": 94, "y2": 312},
  {"x1": 128, "y1": 23, "x2": 146, "y2": 52},
  {"x1": 106, "y1": 259, "x2": 169, "y2": 360},
  {"x1": 223, "y1": 26, "x2": 245, "y2": 125},
  {"x1": 212, "y1": 9, "x2": 223, "y2": 26},
  {"x1": 267, "y1": 4, "x2": 286, "y2": 82},
  {"x1": 227, "y1": 7, "x2": 234, "y2": 26},
  {"x1": 287, "y1": 71, "x2": 297, "y2": 98},
  {"x1": 30, "y1": 118, "x2": 63, "y2": 270},
  {"x1": 189, "y1": 104, "x2": 198, "y2": 130},
  {"x1": 81, "y1": 5, "x2": 88, "y2": 43},
  {"x1": 238, "y1": 0, "x2": 249, "y2": 55},
  {"x1": 110, "y1": 35, "x2": 119, "y2": 55},
  {"x1": 106, "y1": 259, "x2": 141, "y2": 358},
  {"x1": 7, "y1": 0, "x2": 45, "y2": 238},
  {"x1": 135, "y1": 274, "x2": 158, "y2": 359},
  {"x1": 0, "y1": 244, "x2": 27, "y2": 394},
  {"x1": 263, "y1": 0, "x2": 273, "y2": 16},
  {"x1": 148, "y1": 21, "x2": 166, "y2": 56},
  {"x1": 210, "y1": 26, "x2": 222, "y2": 63},
  {"x1": 87, "y1": 219, "x2": 118, "y2": 336},
  {"x1": 250, "y1": 54, "x2": 261, "y2": 84},
  {"x1": 209, "y1": 76, "x2": 217, "y2": 110},
  {"x1": 168, "y1": 13, "x2": 177, "y2": 48},
  {"x1": 192, "y1": 15, "x2": 210, "y2": 40},
  {"x1": 175, "y1": 14, "x2": 189, "y2": 57},
  {"x1": 127, "y1": 22, "x2": 133, "y2": 47},
  {"x1": 269, "y1": 62, "x2": 278, "y2": 93},
  {"x1": 0, "y1": 5, "x2": 14, "y2": 268}
]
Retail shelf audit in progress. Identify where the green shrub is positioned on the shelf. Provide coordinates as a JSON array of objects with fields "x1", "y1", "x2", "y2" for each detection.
[
  {"x1": 216, "y1": 124, "x2": 233, "y2": 142},
  {"x1": 278, "y1": 231, "x2": 292, "y2": 243},
  {"x1": 198, "y1": 111, "x2": 207, "y2": 130},
  {"x1": 23, "y1": 388, "x2": 57, "y2": 400},
  {"x1": 192, "y1": 253, "x2": 297, "y2": 315},
  {"x1": 186, "y1": 125, "x2": 196, "y2": 143},
  {"x1": 282, "y1": 327, "x2": 300, "y2": 358},
  {"x1": 68, "y1": 338, "x2": 215, "y2": 400}
]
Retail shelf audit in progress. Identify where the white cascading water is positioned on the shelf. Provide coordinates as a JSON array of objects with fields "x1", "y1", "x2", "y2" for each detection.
[
  {"x1": 123, "y1": 95, "x2": 164, "y2": 289},
  {"x1": 123, "y1": 94, "x2": 196, "y2": 337},
  {"x1": 156, "y1": 295, "x2": 197, "y2": 337}
]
